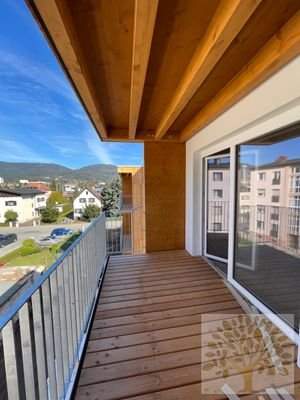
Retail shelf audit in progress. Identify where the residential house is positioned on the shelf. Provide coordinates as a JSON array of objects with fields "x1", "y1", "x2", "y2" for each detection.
[
  {"x1": 73, "y1": 188, "x2": 102, "y2": 220},
  {"x1": 0, "y1": 188, "x2": 46, "y2": 223},
  {"x1": 2, "y1": 2, "x2": 300, "y2": 399},
  {"x1": 25, "y1": 181, "x2": 52, "y2": 200}
]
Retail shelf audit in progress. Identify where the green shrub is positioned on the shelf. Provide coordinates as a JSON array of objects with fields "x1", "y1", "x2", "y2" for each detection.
[
  {"x1": 41, "y1": 206, "x2": 59, "y2": 223},
  {"x1": 19, "y1": 239, "x2": 41, "y2": 257}
]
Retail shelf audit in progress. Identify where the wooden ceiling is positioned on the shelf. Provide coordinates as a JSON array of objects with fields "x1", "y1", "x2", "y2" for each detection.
[{"x1": 27, "y1": 0, "x2": 300, "y2": 143}]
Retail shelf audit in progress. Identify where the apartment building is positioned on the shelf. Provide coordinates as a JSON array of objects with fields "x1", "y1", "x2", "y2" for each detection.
[{"x1": 0, "y1": 188, "x2": 46, "y2": 223}]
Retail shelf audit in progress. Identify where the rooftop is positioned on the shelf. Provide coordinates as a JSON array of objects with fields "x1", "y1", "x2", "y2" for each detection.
[{"x1": 0, "y1": 188, "x2": 46, "y2": 197}]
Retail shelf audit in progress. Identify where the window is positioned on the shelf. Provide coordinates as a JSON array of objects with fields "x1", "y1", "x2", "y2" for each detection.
[
  {"x1": 213, "y1": 222, "x2": 222, "y2": 231},
  {"x1": 213, "y1": 205, "x2": 222, "y2": 215},
  {"x1": 272, "y1": 171, "x2": 281, "y2": 184},
  {"x1": 257, "y1": 205, "x2": 265, "y2": 214},
  {"x1": 289, "y1": 211, "x2": 300, "y2": 234},
  {"x1": 213, "y1": 172, "x2": 223, "y2": 181},
  {"x1": 79, "y1": 198, "x2": 86, "y2": 203},
  {"x1": 88, "y1": 198, "x2": 95, "y2": 203},
  {"x1": 258, "y1": 172, "x2": 266, "y2": 181},
  {"x1": 86, "y1": 191, "x2": 88, "y2": 195},
  {"x1": 290, "y1": 176, "x2": 300, "y2": 193},
  {"x1": 241, "y1": 195, "x2": 250, "y2": 200},
  {"x1": 290, "y1": 196, "x2": 300, "y2": 208},
  {"x1": 75, "y1": 209, "x2": 82, "y2": 213},
  {"x1": 257, "y1": 189, "x2": 265, "y2": 197},
  {"x1": 235, "y1": 123, "x2": 300, "y2": 330},
  {"x1": 5, "y1": 201, "x2": 16, "y2": 206},
  {"x1": 271, "y1": 189, "x2": 280, "y2": 203},
  {"x1": 271, "y1": 206, "x2": 279, "y2": 220},
  {"x1": 213, "y1": 189, "x2": 223, "y2": 199},
  {"x1": 37, "y1": 197, "x2": 45, "y2": 202},
  {"x1": 270, "y1": 224, "x2": 278, "y2": 237},
  {"x1": 257, "y1": 220, "x2": 264, "y2": 229}
]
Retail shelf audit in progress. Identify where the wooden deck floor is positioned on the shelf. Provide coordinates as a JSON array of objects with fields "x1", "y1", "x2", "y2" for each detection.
[{"x1": 75, "y1": 250, "x2": 299, "y2": 400}]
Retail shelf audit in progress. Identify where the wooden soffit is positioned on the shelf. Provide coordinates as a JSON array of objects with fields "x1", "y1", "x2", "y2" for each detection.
[{"x1": 27, "y1": 0, "x2": 300, "y2": 142}]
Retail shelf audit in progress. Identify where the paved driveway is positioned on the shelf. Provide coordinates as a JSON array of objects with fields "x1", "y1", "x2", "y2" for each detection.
[{"x1": 0, "y1": 223, "x2": 89, "y2": 257}]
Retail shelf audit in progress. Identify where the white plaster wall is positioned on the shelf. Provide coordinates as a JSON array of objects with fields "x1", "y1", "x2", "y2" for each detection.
[
  {"x1": 186, "y1": 55, "x2": 300, "y2": 255},
  {"x1": 0, "y1": 195, "x2": 43, "y2": 223},
  {"x1": 73, "y1": 189, "x2": 102, "y2": 219}
]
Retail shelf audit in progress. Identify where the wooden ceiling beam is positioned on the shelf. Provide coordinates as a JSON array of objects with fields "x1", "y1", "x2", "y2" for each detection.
[
  {"x1": 129, "y1": 0, "x2": 159, "y2": 140},
  {"x1": 28, "y1": 0, "x2": 108, "y2": 139},
  {"x1": 155, "y1": 0, "x2": 261, "y2": 141},
  {"x1": 180, "y1": 11, "x2": 300, "y2": 142}
]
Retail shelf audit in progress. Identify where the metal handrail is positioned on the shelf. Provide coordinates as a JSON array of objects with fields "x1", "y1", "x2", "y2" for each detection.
[
  {"x1": 0, "y1": 214, "x2": 104, "y2": 328},
  {"x1": 0, "y1": 213, "x2": 107, "y2": 400}
]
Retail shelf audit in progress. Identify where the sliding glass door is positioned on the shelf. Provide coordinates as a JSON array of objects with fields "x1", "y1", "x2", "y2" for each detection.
[
  {"x1": 204, "y1": 154, "x2": 230, "y2": 270},
  {"x1": 234, "y1": 123, "x2": 300, "y2": 331}
]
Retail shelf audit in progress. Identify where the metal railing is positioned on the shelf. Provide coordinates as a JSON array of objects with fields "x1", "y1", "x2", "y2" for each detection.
[
  {"x1": 0, "y1": 214, "x2": 107, "y2": 400},
  {"x1": 238, "y1": 205, "x2": 300, "y2": 255},
  {"x1": 105, "y1": 206, "x2": 145, "y2": 255}
]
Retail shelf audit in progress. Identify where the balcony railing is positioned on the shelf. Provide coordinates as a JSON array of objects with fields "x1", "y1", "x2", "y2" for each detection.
[
  {"x1": 237, "y1": 205, "x2": 300, "y2": 253},
  {"x1": 105, "y1": 206, "x2": 145, "y2": 255},
  {"x1": 0, "y1": 214, "x2": 107, "y2": 400}
]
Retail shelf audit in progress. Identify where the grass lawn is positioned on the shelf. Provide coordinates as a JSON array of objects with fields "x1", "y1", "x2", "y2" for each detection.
[
  {"x1": 2, "y1": 248, "x2": 57, "y2": 268},
  {"x1": 0, "y1": 232, "x2": 81, "y2": 269}
]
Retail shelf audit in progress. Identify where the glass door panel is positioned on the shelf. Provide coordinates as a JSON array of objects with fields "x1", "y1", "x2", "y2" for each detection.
[
  {"x1": 234, "y1": 123, "x2": 300, "y2": 331},
  {"x1": 205, "y1": 155, "x2": 230, "y2": 270}
]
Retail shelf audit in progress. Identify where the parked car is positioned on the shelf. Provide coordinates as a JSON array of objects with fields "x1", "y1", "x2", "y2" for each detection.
[
  {"x1": 0, "y1": 234, "x2": 17, "y2": 248},
  {"x1": 36, "y1": 236, "x2": 58, "y2": 247},
  {"x1": 51, "y1": 228, "x2": 73, "y2": 236}
]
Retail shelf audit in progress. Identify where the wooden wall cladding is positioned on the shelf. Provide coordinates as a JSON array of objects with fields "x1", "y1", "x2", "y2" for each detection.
[{"x1": 144, "y1": 142, "x2": 185, "y2": 252}]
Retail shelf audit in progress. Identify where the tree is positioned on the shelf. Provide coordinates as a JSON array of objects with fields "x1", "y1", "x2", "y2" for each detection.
[
  {"x1": 47, "y1": 191, "x2": 66, "y2": 206},
  {"x1": 41, "y1": 206, "x2": 59, "y2": 223},
  {"x1": 83, "y1": 204, "x2": 101, "y2": 220},
  {"x1": 4, "y1": 210, "x2": 18, "y2": 223},
  {"x1": 101, "y1": 175, "x2": 121, "y2": 216}
]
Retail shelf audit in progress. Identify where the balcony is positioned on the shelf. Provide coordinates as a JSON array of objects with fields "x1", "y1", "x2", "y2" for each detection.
[{"x1": 0, "y1": 215, "x2": 298, "y2": 399}]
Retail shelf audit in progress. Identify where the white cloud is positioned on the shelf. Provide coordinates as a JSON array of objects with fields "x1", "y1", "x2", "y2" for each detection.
[{"x1": 85, "y1": 133, "x2": 114, "y2": 165}]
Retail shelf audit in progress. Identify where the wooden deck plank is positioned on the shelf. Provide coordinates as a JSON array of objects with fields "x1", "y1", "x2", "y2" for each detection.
[{"x1": 75, "y1": 250, "x2": 298, "y2": 400}]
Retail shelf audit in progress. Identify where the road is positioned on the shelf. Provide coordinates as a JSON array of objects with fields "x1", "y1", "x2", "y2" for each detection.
[{"x1": 0, "y1": 223, "x2": 89, "y2": 257}]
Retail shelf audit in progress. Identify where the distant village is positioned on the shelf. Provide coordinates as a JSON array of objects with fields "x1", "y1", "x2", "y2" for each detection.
[{"x1": 0, "y1": 176, "x2": 106, "y2": 225}]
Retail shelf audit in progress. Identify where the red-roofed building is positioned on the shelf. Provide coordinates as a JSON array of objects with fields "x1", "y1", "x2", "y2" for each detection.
[{"x1": 25, "y1": 182, "x2": 52, "y2": 200}]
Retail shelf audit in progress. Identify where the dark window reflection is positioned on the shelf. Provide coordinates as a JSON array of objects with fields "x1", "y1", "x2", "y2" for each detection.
[{"x1": 234, "y1": 123, "x2": 300, "y2": 331}]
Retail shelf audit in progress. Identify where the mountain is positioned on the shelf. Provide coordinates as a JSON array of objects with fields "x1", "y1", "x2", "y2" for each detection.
[{"x1": 0, "y1": 162, "x2": 117, "y2": 182}]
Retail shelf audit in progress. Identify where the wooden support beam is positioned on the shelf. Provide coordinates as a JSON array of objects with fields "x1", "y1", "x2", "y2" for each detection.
[
  {"x1": 180, "y1": 11, "x2": 300, "y2": 142},
  {"x1": 129, "y1": 0, "x2": 159, "y2": 139},
  {"x1": 28, "y1": 0, "x2": 108, "y2": 139},
  {"x1": 154, "y1": 0, "x2": 261, "y2": 141}
]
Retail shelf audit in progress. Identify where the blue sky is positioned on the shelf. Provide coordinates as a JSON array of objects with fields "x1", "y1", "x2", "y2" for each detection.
[{"x1": 0, "y1": 0, "x2": 143, "y2": 169}]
